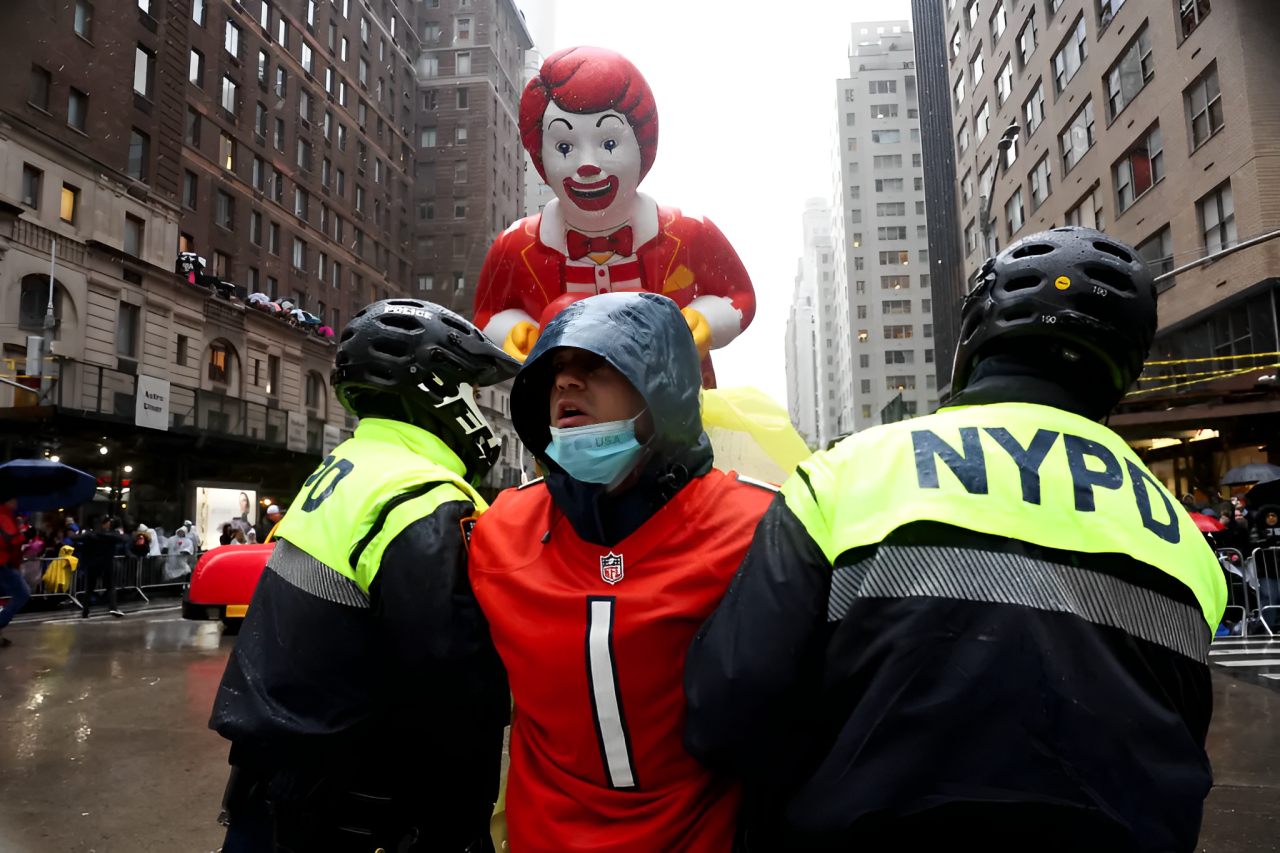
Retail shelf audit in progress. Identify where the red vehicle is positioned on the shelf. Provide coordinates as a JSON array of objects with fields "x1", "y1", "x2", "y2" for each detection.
[{"x1": 182, "y1": 543, "x2": 275, "y2": 634}]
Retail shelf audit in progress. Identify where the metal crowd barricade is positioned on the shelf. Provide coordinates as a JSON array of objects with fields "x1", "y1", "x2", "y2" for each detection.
[
  {"x1": 18, "y1": 556, "x2": 81, "y2": 607},
  {"x1": 111, "y1": 555, "x2": 149, "y2": 603},
  {"x1": 1253, "y1": 547, "x2": 1280, "y2": 635},
  {"x1": 1217, "y1": 548, "x2": 1253, "y2": 636},
  {"x1": 133, "y1": 553, "x2": 195, "y2": 592}
]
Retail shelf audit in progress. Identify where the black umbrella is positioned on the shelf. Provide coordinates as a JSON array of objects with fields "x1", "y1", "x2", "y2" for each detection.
[
  {"x1": 0, "y1": 459, "x2": 98, "y2": 512},
  {"x1": 1221, "y1": 463, "x2": 1280, "y2": 486}
]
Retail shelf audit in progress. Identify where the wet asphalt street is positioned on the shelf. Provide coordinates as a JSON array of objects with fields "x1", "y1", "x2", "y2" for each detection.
[{"x1": 1, "y1": 609, "x2": 1279, "y2": 852}]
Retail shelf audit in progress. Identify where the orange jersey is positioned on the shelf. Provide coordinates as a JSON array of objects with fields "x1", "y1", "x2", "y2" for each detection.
[{"x1": 469, "y1": 470, "x2": 776, "y2": 853}]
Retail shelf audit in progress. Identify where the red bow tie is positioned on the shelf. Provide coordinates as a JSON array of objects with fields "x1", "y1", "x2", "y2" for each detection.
[{"x1": 566, "y1": 226, "x2": 634, "y2": 261}]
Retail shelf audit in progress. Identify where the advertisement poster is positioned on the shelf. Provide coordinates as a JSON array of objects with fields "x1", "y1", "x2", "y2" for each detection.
[{"x1": 195, "y1": 487, "x2": 257, "y2": 547}]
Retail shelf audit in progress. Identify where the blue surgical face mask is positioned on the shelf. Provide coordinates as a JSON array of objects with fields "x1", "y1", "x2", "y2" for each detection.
[{"x1": 545, "y1": 411, "x2": 647, "y2": 485}]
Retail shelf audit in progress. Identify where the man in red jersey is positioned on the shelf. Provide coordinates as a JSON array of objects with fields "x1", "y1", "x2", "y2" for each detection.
[{"x1": 469, "y1": 292, "x2": 775, "y2": 852}]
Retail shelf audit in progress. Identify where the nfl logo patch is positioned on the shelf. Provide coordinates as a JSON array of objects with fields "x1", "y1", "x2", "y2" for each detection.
[{"x1": 600, "y1": 552, "x2": 624, "y2": 585}]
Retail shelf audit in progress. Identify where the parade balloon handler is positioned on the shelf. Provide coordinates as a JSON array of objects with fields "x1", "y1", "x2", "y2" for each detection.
[
  {"x1": 210, "y1": 299, "x2": 518, "y2": 853},
  {"x1": 684, "y1": 228, "x2": 1227, "y2": 852},
  {"x1": 0, "y1": 492, "x2": 32, "y2": 646},
  {"x1": 473, "y1": 46, "x2": 755, "y2": 388},
  {"x1": 468, "y1": 291, "x2": 777, "y2": 853},
  {"x1": 72, "y1": 517, "x2": 128, "y2": 619}
]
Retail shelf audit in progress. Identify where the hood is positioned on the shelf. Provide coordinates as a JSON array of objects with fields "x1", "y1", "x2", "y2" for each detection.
[
  {"x1": 59, "y1": 545, "x2": 75, "y2": 558},
  {"x1": 1254, "y1": 504, "x2": 1280, "y2": 529},
  {"x1": 511, "y1": 292, "x2": 713, "y2": 547}
]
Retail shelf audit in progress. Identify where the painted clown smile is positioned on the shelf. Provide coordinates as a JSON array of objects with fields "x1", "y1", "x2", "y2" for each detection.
[{"x1": 563, "y1": 175, "x2": 620, "y2": 211}]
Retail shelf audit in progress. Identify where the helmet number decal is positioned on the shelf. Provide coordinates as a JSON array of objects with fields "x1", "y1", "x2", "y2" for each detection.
[
  {"x1": 301, "y1": 454, "x2": 357, "y2": 512},
  {"x1": 1042, "y1": 315, "x2": 1058, "y2": 324},
  {"x1": 1092, "y1": 285, "x2": 1107, "y2": 296}
]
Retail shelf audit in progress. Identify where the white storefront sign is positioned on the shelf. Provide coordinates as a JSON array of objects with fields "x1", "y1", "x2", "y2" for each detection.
[
  {"x1": 135, "y1": 375, "x2": 171, "y2": 431},
  {"x1": 322, "y1": 424, "x2": 342, "y2": 456},
  {"x1": 286, "y1": 410, "x2": 308, "y2": 452}
]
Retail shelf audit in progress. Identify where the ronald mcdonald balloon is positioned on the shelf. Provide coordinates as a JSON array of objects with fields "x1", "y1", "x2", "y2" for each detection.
[{"x1": 473, "y1": 46, "x2": 756, "y2": 388}]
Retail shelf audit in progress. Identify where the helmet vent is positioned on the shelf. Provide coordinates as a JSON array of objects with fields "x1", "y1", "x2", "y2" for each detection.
[
  {"x1": 1000, "y1": 307, "x2": 1036, "y2": 324},
  {"x1": 1011, "y1": 243, "x2": 1054, "y2": 259},
  {"x1": 1093, "y1": 241, "x2": 1134, "y2": 263},
  {"x1": 340, "y1": 327, "x2": 357, "y2": 342},
  {"x1": 1003, "y1": 275, "x2": 1042, "y2": 293},
  {"x1": 371, "y1": 339, "x2": 410, "y2": 358},
  {"x1": 441, "y1": 315, "x2": 471, "y2": 333},
  {"x1": 377, "y1": 313, "x2": 423, "y2": 332},
  {"x1": 1085, "y1": 263, "x2": 1135, "y2": 293}
]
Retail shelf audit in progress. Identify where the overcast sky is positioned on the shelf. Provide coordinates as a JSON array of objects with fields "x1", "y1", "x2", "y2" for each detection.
[{"x1": 539, "y1": 0, "x2": 913, "y2": 406}]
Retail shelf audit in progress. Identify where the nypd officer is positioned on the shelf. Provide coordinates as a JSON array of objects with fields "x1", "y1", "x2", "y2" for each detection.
[
  {"x1": 211, "y1": 300, "x2": 519, "y2": 852},
  {"x1": 684, "y1": 228, "x2": 1226, "y2": 852}
]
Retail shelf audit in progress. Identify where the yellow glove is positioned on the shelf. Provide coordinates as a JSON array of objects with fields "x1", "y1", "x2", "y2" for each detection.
[
  {"x1": 682, "y1": 308, "x2": 713, "y2": 360},
  {"x1": 503, "y1": 321, "x2": 540, "y2": 363}
]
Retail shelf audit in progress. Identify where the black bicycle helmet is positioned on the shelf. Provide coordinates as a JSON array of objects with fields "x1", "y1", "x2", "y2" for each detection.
[
  {"x1": 331, "y1": 299, "x2": 521, "y2": 478},
  {"x1": 952, "y1": 226, "x2": 1158, "y2": 399}
]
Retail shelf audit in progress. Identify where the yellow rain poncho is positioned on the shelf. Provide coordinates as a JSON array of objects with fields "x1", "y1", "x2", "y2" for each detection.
[
  {"x1": 701, "y1": 386, "x2": 812, "y2": 484},
  {"x1": 43, "y1": 545, "x2": 78, "y2": 593}
]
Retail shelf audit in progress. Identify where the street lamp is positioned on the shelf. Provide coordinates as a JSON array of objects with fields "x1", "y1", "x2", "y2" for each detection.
[
  {"x1": 124, "y1": 465, "x2": 134, "y2": 473},
  {"x1": 977, "y1": 123, "x2": 1022, "y2": 260},
  {"x1": 99, "y1": 446, "x2": 109, "y2": 456}
]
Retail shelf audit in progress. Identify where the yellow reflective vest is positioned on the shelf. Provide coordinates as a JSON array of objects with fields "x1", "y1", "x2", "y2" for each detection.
[
  {"x1": 783, "y1": 402, "x2": 1226, "y2": 630},
  {"x1": 274, "y1": 418, "x2": 487, "y2": 593}
]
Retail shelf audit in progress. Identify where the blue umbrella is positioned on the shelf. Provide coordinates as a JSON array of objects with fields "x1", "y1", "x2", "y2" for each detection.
[{"x1": 0, "y1": 460, "x2": 98, "y2": 512}]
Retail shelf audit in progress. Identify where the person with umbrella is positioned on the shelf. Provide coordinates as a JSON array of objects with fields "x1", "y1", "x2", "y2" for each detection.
[{"x1": 0, "y1": 491, "x2": 32, "y2": 646}]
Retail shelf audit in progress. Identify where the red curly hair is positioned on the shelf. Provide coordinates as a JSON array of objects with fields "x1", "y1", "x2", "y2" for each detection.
[{"x1": 520, "y1": 46, "x2": 659, "y2": 183}]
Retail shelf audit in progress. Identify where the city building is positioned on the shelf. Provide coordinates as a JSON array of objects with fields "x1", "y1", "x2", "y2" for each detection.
[
  {"x1": 0, "y1": 0, "x2": 539, "y2": 517},
  {"x1": 836, "y1": 21, "x2": 938, "y2": 433},
  {"x1": 919, "y1": 0, "x2": 1280, "y2": 495},
  {"x1": 784, "y1": 198, "x2": 831, "y2": 448},
  {"x1": 411, "y1": 0, "x2": 532, "y2": 318},
  {"x1": 519, "y1": 0, "x2": 557, "y2": 218}
]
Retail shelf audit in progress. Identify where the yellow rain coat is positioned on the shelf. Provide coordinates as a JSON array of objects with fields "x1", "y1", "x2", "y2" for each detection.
[
  {"x1": 702, "y1": 386, "x2": 813, "y2": 484},
  {"x1": 43, "y1": 545, "x2": 78, "y2": 593}
]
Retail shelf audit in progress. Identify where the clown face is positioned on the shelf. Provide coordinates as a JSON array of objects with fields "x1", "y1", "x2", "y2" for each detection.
[{"x1": 541, "y1": 102, "x2": 643, "y2": 229}]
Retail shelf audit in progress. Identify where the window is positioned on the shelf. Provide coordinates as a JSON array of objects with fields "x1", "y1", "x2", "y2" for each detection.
[
  {"x1": 1102, "y1": 30, "x2": 1154, "y2": 122},
  {"x1": 961, "y1": 171, "x2": 975, "y2": 204},
  {"x1": 216, "y1": 190, "x2": 234, "y2": 228},
  {"x1": 116, "y1": 303, "x2": 140, "y2": 356},
  {"x1": 860, "y1": 379, "x2": 871, "y2": 394},
  {"x1": 877, "y1": 202, "x2": 907, "y2": 216},
  {"x1": 1024, "y1": 80, "x2": 1046, "y2": 135},
  {"x1": 1137, "y1": 226, "x2": 1174, "y2": 279},
  {"x1": 976, "y1": 101, "x2": 991, "y2": 142},
  {"x1": 872, "y1": 130, "x2": 901, "y2": 145},
  {"x1": 957, "y1": 121, "x2": 970, "y2": 156},
  {"x1": 305, "y1": 0, "x2": 316, "y2": 26},
  {"x1": 954, "y1": 73, "x2": 966, "y2": 108},
  {"x1": 302, "y1": 43, "x2": 314, "y2": 74},
  {"x1": 359, "y1": 57, "x2": 368, "y2": 85},
  {"x1": 21, "y1": 165, "x2": 41, "y2": 209},
  {"x1": 258, "y1": 0, "x2": 270, "y2": 28},
  {"x1": 191, "y1": 0, "x2": 206, "y2": 25},
  {"x1": 336, "y1": 169, "x2": 346, "y2": 197},
  {"x1": 275, "y1": 66, "x2": 287, "y2": 98},
  {"x1": 252, "y1": 156, "x2": 265, "y2": 191},
  {"x1": 1030, "y1": 156, "x2": 1052, "y2": 210},
  {"x1": 996, "y1": 59, "x2": 1013, "y2": 105},
  {"x1": 273, "y1": 118, "x2": 285, "y2": 150},
  {"x1": 134, "y1": 46, "x2": 155, "y2": 98},
  {"x1": 322, "y1": 158, "x2": 331, "y2": 187},
  {"x1": 884, "y1": 325, "x2": 913, "y2": 339},
  {"x1": 875, "y1": 178, "x2": 904, "y2": 193},
  {"x1": 886, "y1": 350, "x2": 916, "y2": 364},
  {"x1": 887, "y1": 375, "x2": 916, "y2": 390},
  {"x1": 1060, "y1": 99, "x2": 1096, "y2": 172},
  {"x1": 250, "y1": 210, "x2": 262, "y2": 244},
  {"x1": 219, "y1": 132, "x2": 235, "y2": 170},
  {"x1": 1017, "y1": 11, "x2": 1038, "y2": 67},
  {"x1": 457, "y1": 52, "x2": 472, "y2": 75},
  {"x1": 67, "y1": 88, "x2": 87, "y2": 131},
  {"x1": 951, "y1": 26, "x2": 963, "y2": 60},
  {"x1": 1065, "y1": 188, "x2": 1105, "y2": 231},
  {"x1": 858, "y1": 330, "x2": 869, "y2": 342},
  {"x1": 880, "y1": 251, "x2": 910, "y2": 265},
  {"x1": 873, "y1": 155, "x2": 903, "y2": 170},
  {"x1": 225, "y1": 20, "x2": 241, "y2": 56},
  {"x1": 266, "y1": 355, "x2": 279, "y2": 395},
  {"x1": 1006, "y1": 187, "x2": 1026, "y2": 234},
  {"x1": 127, "y1": 129, "x2": 149, "y2": 181},
  {"x1": 1186, "y1": 64, "x2": 1224, "y2": 149},
  {"x1": 221, "y1": 76, "x2": 238, "y2": 113},
  {"x1": 456, "y1": 125, "x2": 468, "y2": 144},
  {"x1": 1181, "y1": 0, "x2": 1210, "y2": 39},
  {"x1": 292, "y1": 236, "x2": 307, "y2": 269},
  {"x1": 1052, "y1": 17, "x2": 1088, "y2": 93},
  {"x1": 186, "y1": 107, "x2": 201, "y2": 145},
  {"x1": 455, "y1": 201, "x2": 466, "y2": 219},
  {"x1": 458, "y1": 17, "x2": 472, "y2": 39},
  {"x1": 29, "y1": 65, "x2": 51, "y2": 112},
  {"x1": 297, "y1": 139, "x2": 312, "y2": 171},
  {"x1": 454, "y1": 160, "x2": 468, "y2": 184},
  {"x1": 56, "y1": 183, "x2": 75, "y2": 222},
  {"x1": 991, "y1": 1, "x2": 1009, "y2": 40},
  {"x1": 862, "y1": 405, "x2": 872, "y2": 419},
  {"x1": 966, "y1": 0, "x2": 981, "y2": 29},
  {"x1": 1115, "y1": 125, "x2": 1164, "y2": 212},
  {"x1": 277, "y1": 17, "x2": 289, "y2": 47},
  {"x1": 970, "y1": 47, "x2": 985, "y2": 85},
  {"x1": 340, "y1": 35, "x2": 349, "y2": 61},
  {"x1": 883, "y1": 299, "x2": 912, "y2": 314},
  {"x1": 295, "y1": 187, "x2": 309, "y2": 219},
  {"x1": 458, "y1": 87, "x2": 470, "y2": 109},
  {"x1": 268, "y1": 222, "x2": 280, "y2": 254},
  {"x1": 75, "y1": 0, "x2": 93, "y2": 38},
  {"x1": 871, "y1": 103, "x2": 899, "y2": 119},
  {"x1": 189, "y1": 49, "x2": 204, "y2": 86},
  {"x1": 965, "y1": 220, "x2": 978, "y2": 255},
  {"x1": 1199, "y1": 182, "x2": 1235, "y2": 255},
  {"x1": 360, "y1": 16, "x2": 369, "y2": 43}
]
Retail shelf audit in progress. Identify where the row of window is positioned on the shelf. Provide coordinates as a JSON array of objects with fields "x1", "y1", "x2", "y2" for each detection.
[
  {"x1": 850, "y1": 251, "x2": 930, "y2": 269},
  {"x1": 851, "y1": 274, "x2": 932, "y2": 295},
  {"x1": 854, "y1": 325, "x2": 936, "y2": 342},
  {"x1": 859, "y1": 374, "x2": 940, "y2": 394},
  {"x1": 854, "y1": 299, "x2": 934, "y2": 319}
]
